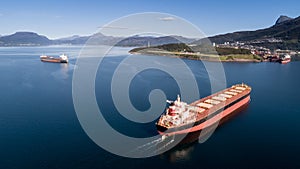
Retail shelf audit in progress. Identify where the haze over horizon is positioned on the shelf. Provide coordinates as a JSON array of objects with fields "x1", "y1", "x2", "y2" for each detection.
[{"x1": 0, "y1": 0, "x2": 299, "y2": 39}]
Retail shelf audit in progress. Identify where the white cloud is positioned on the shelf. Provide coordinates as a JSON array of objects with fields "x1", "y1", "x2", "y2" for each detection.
[{"x1": 159, "y1": 17, "x2": 176, "y2": 21}]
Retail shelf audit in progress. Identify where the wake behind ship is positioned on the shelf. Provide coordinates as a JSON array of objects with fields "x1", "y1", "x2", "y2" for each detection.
[{"x1": 156, "y1": 84, "x2": 251, "y2": 136}]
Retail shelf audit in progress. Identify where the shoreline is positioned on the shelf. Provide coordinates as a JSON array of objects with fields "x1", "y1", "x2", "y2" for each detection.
[{"x1": 129, "y1": 50, "x2": 263, "y2": 63}]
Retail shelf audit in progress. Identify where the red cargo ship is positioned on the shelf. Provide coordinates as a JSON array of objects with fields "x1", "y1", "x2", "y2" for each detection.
[
  {"x1": 156, "y1": 83, "x2": 251, "y2": 136},
  {"x1": 40, "y1": 54, "x2": 68, "y2": 63}
]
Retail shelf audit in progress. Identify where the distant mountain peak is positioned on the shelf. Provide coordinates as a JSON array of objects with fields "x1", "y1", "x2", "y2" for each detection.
[
  {"x1": 13, "y1": 31, "x2": 39, "y2": 35},
  {"x1": 57, "y1": 35, "x2": 81, "y2": 41},
  {"x1": 275, "y1": 15, "x2": 293, "y2": 25}
]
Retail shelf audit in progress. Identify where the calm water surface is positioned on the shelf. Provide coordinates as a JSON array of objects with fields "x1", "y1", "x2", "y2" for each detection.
[{"x1": 0, "y1": 46, "x2": 300, "y2": 169}]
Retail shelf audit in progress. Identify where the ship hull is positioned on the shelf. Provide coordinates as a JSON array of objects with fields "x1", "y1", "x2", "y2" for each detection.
[
  {"x1": 167, "y1": 100, "x2": 250, "y2": 145},
  {"x1": 280, "y1": 59, "x2": 291, "y2": 64},
  {"x1": 157, "y1": 95, "x2": 250, "y2": 136},
  {"x1": 41, "y1": 58, "x2": 68, "y2": 63},
  {"x1": 40, "y1": 55, "x2": 68, "y2": 63}
]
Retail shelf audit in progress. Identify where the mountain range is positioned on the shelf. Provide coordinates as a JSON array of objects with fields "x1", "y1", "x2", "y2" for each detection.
[
  {"x1": 0, "y1": 15, "x2": 300, "y2": 50},
  {"x1": 0, "y1": 31, "x2": 195, "y2": 47}
]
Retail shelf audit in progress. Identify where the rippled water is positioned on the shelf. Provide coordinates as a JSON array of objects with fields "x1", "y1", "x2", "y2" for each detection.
[{"x1": 0, "y1": 46, "x2": 300, "y2": 169}]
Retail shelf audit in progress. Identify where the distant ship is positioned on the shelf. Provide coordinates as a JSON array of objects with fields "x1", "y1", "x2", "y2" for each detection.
[
  {"x1": 40, "y1": 54, "x2": 68, "y2": 63},
  {"x1": 156, "y1": 84, "x2": 251, "y2": 136},
  {"x1": 280, "y1": 54, "x2": 291, "y2": 64}
]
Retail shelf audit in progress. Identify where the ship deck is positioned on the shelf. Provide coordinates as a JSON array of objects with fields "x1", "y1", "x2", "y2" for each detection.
[{"x1": 157, "y1": 84, "x2": 251, "y2": 130}]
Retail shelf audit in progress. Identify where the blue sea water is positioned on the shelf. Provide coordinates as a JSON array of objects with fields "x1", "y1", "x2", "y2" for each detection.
[{"x1": 0, "y1": 46, "x2": 300, "y2": 169}]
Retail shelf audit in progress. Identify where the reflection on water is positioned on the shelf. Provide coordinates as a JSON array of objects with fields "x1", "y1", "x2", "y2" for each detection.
[
  {"x1": 161, "y1": 142, "x2": 196, "y2": 163},
  {"x1": 51, "y1": 63, "x2": 76, "y2": 80},
  {"x1": 60, "y1": 63, "x2": 69, "y2": 79}
]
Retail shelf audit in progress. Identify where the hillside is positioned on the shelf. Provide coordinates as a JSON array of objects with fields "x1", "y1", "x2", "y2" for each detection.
[
  {"x1": 195, "y1": 15, "x2": 300, "y2": 50},
  {"x1": 130, "y1": 43, "x2": 262, "y2": 62},
  {"x1": 130, "y1": 43, "x2": 193, "y2": 53},
  {"x1": 0, "y1": 32, "x2": 52, "y2": 46}
]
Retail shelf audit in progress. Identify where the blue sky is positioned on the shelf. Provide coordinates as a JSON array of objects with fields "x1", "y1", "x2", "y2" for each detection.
[{"x1": 0, "y1": 0, "x2": 299, "y2": 39}]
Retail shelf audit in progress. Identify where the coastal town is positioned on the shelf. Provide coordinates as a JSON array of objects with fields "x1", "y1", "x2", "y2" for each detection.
[{"x1": 212, "y1": 39, "x2": 298, "y2": 64}]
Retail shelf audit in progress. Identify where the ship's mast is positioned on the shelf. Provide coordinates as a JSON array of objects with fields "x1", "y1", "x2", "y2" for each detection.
[{"x1": 177, "y1": 95, "x2": 180, "y2": 102}]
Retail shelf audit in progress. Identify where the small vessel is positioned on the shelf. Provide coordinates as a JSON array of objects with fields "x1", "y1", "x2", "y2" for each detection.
[
  {"x1": 40, "y1": 54, "x2": 68, "y2": 63},
  {"x1": 280, "y1": 54, "x2": 291, "y2": 64},
  {"x1": 156, "y1": 83, "x2": 251, "y2": 137}
]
